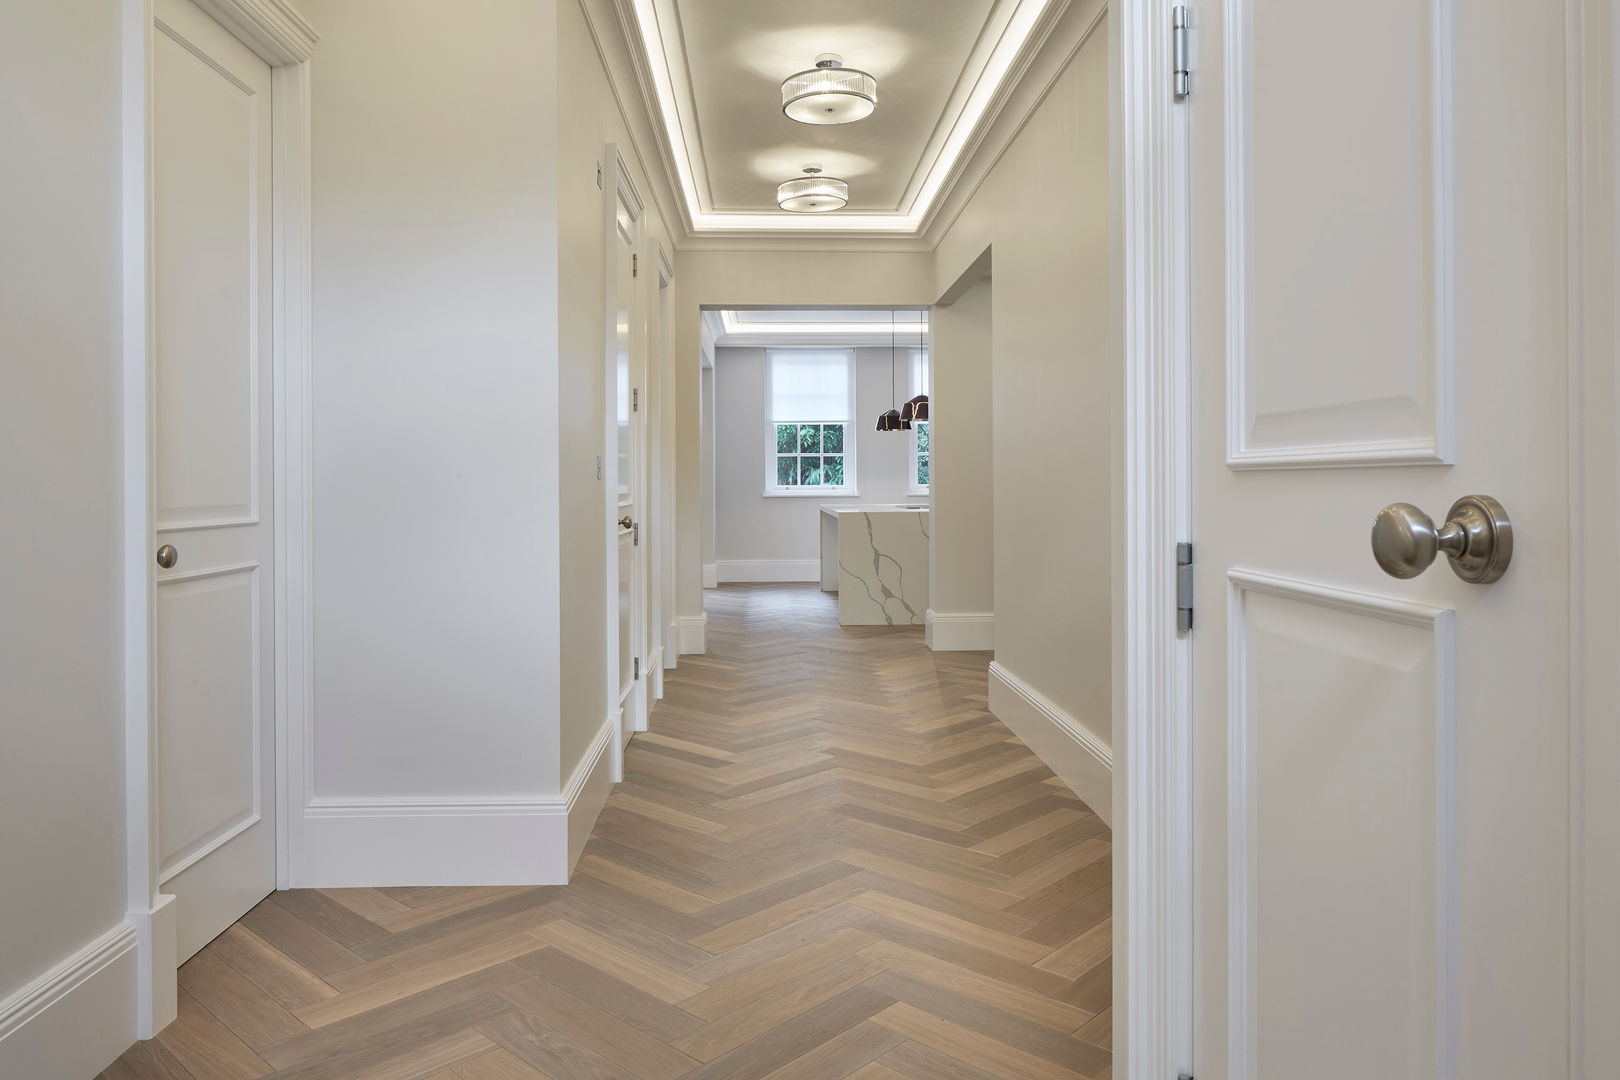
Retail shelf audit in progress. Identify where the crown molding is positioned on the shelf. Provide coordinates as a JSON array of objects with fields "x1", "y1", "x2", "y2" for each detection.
[
  {"x1": 577, "y1": 0, "x2": 690, "y2": 245},
  {"x1": 190, "y1": 0, "x2": 316, "y2": 66}
]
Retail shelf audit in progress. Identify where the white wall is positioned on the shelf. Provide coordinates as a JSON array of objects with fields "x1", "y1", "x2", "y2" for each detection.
[
  {"x1": 0, "y1": 1, "x2": 138, "y2": 1073},
  {"x1": 934, "y1": 1, "x2": 1113, "y2": 814},
  {"x1": 929, "y1": 272, "x2": 995, "y2": 643},
  {"x1": 714, "y1": 346, "x2": 923, "y2": 577},
  {"x1": 305, "y1": 0, "x2": 562, "y2": 802}
]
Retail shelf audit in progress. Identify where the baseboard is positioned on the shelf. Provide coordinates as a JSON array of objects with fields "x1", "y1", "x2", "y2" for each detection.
[
  {"x1": 717, "y1": 558, "x2": 820, "y2": 583},
  {"x1": 299, "y1": 793, "x2": 570, "y2": 886},
  {"x1": 565, "y1": 713, "x2": 617, "y2": 875},
  {"x1": 649, "y1": 646, "x2": 665, "y2": 700},
  {"x1": 702, "y1": 562, "x2": 718, "y2": 589},
  {"x1": 677, "y1": 612, "x2": 707, "y2": 654},
  {"x1": 664, "y1": 621, "x2": 679, "y2": 666},
  {"x1": 987, "y1": 661, "x2": 1112, "y2": 825},
  {"x1": 0, "y1": 922, "x2": 138, "y2": 1080},
  {"x1": 925, "y1": 609, "x2": 995, "y2": 651}
]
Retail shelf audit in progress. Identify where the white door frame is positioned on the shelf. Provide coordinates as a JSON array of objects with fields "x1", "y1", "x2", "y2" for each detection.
[
  {"x1": 120, "y1": 0, "x2": 316, "y2": 1039},
  {"x1": 1114, "y1": 2, "x2": 1615, "y2": 1078}
]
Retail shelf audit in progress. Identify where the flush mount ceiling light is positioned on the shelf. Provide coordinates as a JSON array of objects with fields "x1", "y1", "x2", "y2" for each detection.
[
  {"x1": 781, "y1": 54, "x2": 877, "y2": 125},
  {"x1": 777, "y1": 165, "x2": 849, "y2": 213}
]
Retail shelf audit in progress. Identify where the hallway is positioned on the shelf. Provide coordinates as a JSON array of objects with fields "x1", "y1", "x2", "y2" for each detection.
[{"x1": 102, "y1": 585, "x2": 1112, "y2": 1080}]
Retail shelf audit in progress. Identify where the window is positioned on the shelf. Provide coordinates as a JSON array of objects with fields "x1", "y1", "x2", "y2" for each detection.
[
  {"x1": 910, "y1": 347, "x2": 930, "y2": 493},
  {"x1": 765, "y1": 349, "x2": 856, "y2": 494}
]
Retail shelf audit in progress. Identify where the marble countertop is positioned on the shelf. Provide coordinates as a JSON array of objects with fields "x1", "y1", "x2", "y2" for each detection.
[{"x1": 819, "y1": 503, "x2": 929, "y2": 516}]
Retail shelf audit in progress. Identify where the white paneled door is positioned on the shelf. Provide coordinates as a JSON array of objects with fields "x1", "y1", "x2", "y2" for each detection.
[
  {"x1": 1189, "y1": 1, "x2": 1570, "y2": 1077},
  {"x1": 152, "y1": 0, "x2": 276, "y2": 962}
]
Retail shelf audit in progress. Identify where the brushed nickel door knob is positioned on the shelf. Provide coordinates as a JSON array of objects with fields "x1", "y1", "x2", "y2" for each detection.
[
  {"x1": 1371, "y1": 496, "x2": 1512, "y2": 584},
  {"x1": 155, "y1": 544, "x2": 178, "y2": 569}
]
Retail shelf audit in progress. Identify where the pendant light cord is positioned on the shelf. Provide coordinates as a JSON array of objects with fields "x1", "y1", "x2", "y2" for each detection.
[{"x1": 890, "y1": 309, "x2": 896, "y2": 407}]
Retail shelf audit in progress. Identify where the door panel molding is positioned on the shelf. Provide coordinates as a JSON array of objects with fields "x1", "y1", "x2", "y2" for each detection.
[
  {"x1": 1225, "y1": 570, "x2": 1456, "y2": 1079},
  {"x1": 1224, "y1": 0, "x2": 1455, "y2": 468}
]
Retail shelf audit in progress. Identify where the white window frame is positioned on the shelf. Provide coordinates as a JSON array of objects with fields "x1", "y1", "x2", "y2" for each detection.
[
  {"x1": 763, "y1": 348, "x2": 858, "y2": 497},
  {"x1": 908, "y1": 347, "x2": 930, "y2": 495}
]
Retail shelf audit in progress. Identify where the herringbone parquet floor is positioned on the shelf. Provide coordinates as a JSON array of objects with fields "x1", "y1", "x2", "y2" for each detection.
[{"x1": 103, "y1": 584, "x2": 1112, "y2": 1080}]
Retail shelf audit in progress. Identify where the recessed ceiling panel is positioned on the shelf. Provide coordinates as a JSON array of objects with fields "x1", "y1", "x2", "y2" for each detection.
[
  {"x1": 675, "y1": 0, "x2": 998, "y2": 212},
  {"x1": 628, "y1": 0, "x2": 1059, "y2": 233}
]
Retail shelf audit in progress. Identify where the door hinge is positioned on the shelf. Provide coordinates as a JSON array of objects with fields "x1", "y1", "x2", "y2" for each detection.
[
  {"x1": 634, "y1": 656, "x2": 641, "y2": 681},
  {"x1": 632, "y1": 387, "x2": 639, "y2": 411},
  {"x1": 596, "y1": 455, "x2": 603, "y2": 480},
  {"x1": 633, "y1": 253, "x2": 639, "y2": 277},
  {"x1": 1176, "y1": 541, "x2": 1194, "y2": 633},
  {"x1": 1173, "y1": 6, "x2": 1190, "y2": 99},
  {"x1": 632, "y1": 522, "x2": 640, "y2": 546}
]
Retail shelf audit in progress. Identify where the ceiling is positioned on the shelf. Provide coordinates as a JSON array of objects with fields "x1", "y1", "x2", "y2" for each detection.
[{"x1": 628, "y1": 0, "x2": 1059, "y2": 234}]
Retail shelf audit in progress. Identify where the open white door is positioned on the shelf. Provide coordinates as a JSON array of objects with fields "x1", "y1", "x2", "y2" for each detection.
[
  {"x1": 151, "y1": 0, "x2": 276, "y2": 962},
  {"x1": 1188, "y1": 1, "x2": 1572, "y2": 1076}
]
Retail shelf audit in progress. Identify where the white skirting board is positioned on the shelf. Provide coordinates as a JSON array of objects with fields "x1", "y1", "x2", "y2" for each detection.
[
  {"x1": 295, "y1": 715, "x2": 618, "y2": 886},
  {"x1": 987, "y1": 661, "x2": 1112, "y2": 825},
  {"x1": 701, "y1": 563, "x2": 718, "y2": 589},
  {"x1": 716, "y1": 559, "x2": 820, "y2": 583},
  {"x1": 0, "y1": 922, "x2": 139, "y2": 1079},
  {"x1": 925, "y1": 609, "x2": 995, "y2": 652},
  {"x1": 677, "y1": 613, "x2": 707, "y2": 654},
  {"x1": 664, "y1": 621, "x2": 680, "y2": 666}
]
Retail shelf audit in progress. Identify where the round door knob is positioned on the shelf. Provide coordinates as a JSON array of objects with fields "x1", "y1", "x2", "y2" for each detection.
[
  {"x1": 1371, "y1": 495, "x2": 1512, "y2": 584},
  {"x1": 155, "y1": 544, "x2": 178, "y2": 569},
  {"x1": 618, "y1": 515, "x2": 633, "y2": 530}
]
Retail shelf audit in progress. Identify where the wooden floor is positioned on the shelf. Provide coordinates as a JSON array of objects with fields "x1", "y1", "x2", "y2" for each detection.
[{"x1": 104, "y1": 584, "x2": 1112, "y2": 1080}]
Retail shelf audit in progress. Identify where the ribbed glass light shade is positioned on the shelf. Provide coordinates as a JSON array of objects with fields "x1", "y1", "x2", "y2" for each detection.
[
  {"x1": 776, "y1": 175, "x2": 850, "y2": 213},
  {"x1": 781, "y1": 65, "x2": 877, "y2": 125}
]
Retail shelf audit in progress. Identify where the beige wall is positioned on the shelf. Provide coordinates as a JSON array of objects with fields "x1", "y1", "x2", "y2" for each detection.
[
  {"x1": 934, "y1": 13, "x2": 1113, "y2": 752},
  {"x1": 929, "y1": 273, "x2": 995, "y2": 620},
  {"x1": 306, "y1": 0, "x2": 564, "y2": 795},
  {"x1": 0, "y1": 0, "x2": 128, "y2": 1015},
  {"x1": 673, "y1": 251, "x2": 934, "y2": 626}
]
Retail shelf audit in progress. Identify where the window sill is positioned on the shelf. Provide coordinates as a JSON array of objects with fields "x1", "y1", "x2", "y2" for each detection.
[{"x1": 763, "y1": 488, "x2": 860, "y2": 498}]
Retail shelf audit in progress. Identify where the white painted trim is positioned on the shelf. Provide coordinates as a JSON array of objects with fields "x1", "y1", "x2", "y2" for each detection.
[
  {"x1": 121, "y1": 0, "x2": 317, "y2": 1037},
  {"x1": 716, "y1": 559, "x2": 820, "y2": 583},
  {"x1": 987, "y1": 662, "x2": 1111, "y2": 825},
  {"x1": 925, "y1": 609, "x2": 995, "y2": 652},
  {"x1": 1224, "y1": 571, "x2": 1457, "y2": 1078},
  {"x1": 702, "y1": 562, "x2": 718, "y2": 589},
  {"x1": 0, "y1": 922, "x2": 139, "y2": 1080},
  {"x1": 1117, "y1": 0, "x2": 1194, "y2": 1076},
  {"x1": 677, "y1": 613, "x2": 708, "y2": 654},
  {"x1": 664, "y1": 620, "x2": 681, "y2": 666}
]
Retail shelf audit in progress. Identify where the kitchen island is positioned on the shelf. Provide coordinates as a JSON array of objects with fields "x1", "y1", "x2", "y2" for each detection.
[{"x1": 819, "y1": 504, "x2": 930, "y2": 626}]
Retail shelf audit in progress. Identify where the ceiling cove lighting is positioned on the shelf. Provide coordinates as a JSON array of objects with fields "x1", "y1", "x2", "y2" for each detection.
[
  {"x1": 629, "y1": 0, "x2": 1056, "y2": 231},
  {"x1": 777, "y1": 166, "x2": 849, "y2": 213},
  {"x1": 781, "y1": 54, "x2": 878, "y2": 125}
]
